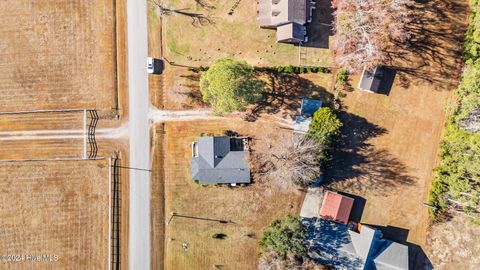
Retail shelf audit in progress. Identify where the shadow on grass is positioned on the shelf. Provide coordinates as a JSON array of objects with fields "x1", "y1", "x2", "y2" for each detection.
[
  {"x1": 303, "y1": 0, "x2": 334, "y2": 49},
  {"x1": 244, "y1": 73, "x2": 334, "y2": 122},
  {"x1": 385, "y1": 0, "x2": 467, "y2": 89},
  {"x1": 324, "y1": 112, "x2": 416, "y2": 194},
  {"x1": 336, "y1": 191, "x2": 366, "y2": 223},
  {"x1": 173, "y1": 70, "x2": 209, "y2": 109},
  {"x1": 303, "y1": 218, "x2": 363, "y2": 268}
]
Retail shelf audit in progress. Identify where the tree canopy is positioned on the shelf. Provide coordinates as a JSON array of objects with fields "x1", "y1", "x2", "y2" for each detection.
[
  {"x1": 307, "y1": 107, "x2": 343, "y2": 161},
  {"x1": 260, "y1": 216, "x2": 307, "y2": 259},
  {"x1": 429, "y1": 1, "x2": 480, "y2": 223},
  {"x1": 332, "y1": 0, "x2": 411, "y2": 71},
  {"x1": 200, "y1": 58, "x2": 263, "y2": 114}
]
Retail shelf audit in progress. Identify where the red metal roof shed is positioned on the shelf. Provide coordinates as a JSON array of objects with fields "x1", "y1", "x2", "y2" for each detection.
[{"x1": 319, "y1": 191, "x2": 354, "y2": 224}]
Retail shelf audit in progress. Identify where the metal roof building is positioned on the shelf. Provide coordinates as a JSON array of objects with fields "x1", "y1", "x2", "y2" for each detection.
[
  {"x1": 358, "y1": 66, "x2": 396, "y2": 94},
  {"x1": 190, "y1": 136, "x2": 250, "y2": 184},
  {"x1": 319, "y1": 191, "x2": 354, "y2": 224}
]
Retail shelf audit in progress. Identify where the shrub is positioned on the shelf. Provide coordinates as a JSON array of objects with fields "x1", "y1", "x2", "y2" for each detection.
[
  {"x1": 200, "y1": 58, "x2": 264, "y2": 114},
  {"x1": 212, "y1": 233, "x2": 227, "y2": 240},
  {"x1": 284, "y1": 65, "x2": 295, "y2": 73},
  {"x1": 260, "y1": 216, "x2": 307, "y2": 259},
  {"x1": 335, "y1": 68, "x2": 349, "y2": 87}
]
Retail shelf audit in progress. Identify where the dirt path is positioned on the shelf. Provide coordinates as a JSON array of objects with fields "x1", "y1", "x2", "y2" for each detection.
[{"x1": 148, "y1": 108, "x2": 221, "y2": 122}]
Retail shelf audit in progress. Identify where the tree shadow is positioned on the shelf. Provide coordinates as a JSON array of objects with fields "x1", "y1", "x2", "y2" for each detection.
[
  {"x1": 244, "y1": 73, "x2": 334, "y2": 122},
  {"x1": 384, "y1": 0, "x2": 467, "y2": 90},
  {"x1": 152, "y1": 0, "x2": 216, "y2": 28},
  {"x1": 303, "y1": 0, "x2": 334, "y2": 49},
  {"x1": 324, "y1": 112, "x2": 416, "y2": 194},
  {"x1": 302, "y1": 218, "x2": 363, "y2": 268},
  {"x1": 173, "y1": 70, "x2": 209, "y2": 108}
]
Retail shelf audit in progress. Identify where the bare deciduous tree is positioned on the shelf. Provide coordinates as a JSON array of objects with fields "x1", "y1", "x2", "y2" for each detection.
[
  {"x1": 251, "y1": 134, "x2": 322, "y2": 189},
  {"x1": 151, "y1": 0, "x2": 214, "y2": 27},
  {"x1": 332, "y1": 0, "x2": 412, "y2": 71},
  {"x1": 460, "y1": 108, "x2": 480, "y2": 133},
  {"x1": 258, "y1": 249, "x2": 330, "y2": 270}
]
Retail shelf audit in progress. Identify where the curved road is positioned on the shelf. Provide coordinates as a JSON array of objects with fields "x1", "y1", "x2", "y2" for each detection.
[{"x1": 126, "y1": 0, "x2": 150, "y2": 269}]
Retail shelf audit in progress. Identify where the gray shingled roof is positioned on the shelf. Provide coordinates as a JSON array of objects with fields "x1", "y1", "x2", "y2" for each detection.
[
  {"x1": 191, "y1": 136, "x2": 250, "y2": 184},
  {"x1": 258, "y1": 0, "x2": 309, "y2": 27},
  {"x1": 303, "y1": 218, "x2": 409, "y2": 270},
  {"x1": 276, "y1": 22, "x2": 305, "y2": 43}
]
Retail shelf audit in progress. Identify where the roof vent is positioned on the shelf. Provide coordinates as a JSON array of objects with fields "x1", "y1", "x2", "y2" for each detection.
[
  {"x1": 272, "y1": 10, "x2": 281, "y2": 16},
  {"x1": 272, "y1": 0, "x2": 281, "y2": 4}
]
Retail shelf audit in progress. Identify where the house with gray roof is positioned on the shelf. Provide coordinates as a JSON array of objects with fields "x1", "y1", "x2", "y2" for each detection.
[
  {"x1": 258, "y1": 0, "x2": 315, "y2": 43},
  {"x1": 303, "y1": 218, "x2": 409, "y2": 270},
  {"x1": 190, "y1": 136, "x2": 250, "y2": 185}
]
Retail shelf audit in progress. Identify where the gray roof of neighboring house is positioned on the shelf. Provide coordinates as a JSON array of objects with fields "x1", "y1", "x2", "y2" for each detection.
[
  {"x1": 191, "y1": 136, "x2": 250, "y2": 184},
  {"x1": 303, "y1": 218, "x2": 409, "y2": 270},
  {"x1": 276, "y1": 22, "x2": 305, "y2": 43},
  {"x1": 373, "y1": 242, "x2": 409, "y2": 270},
  {"x1": 258, "y1": 0, "x2": 309, "y2": 27}
]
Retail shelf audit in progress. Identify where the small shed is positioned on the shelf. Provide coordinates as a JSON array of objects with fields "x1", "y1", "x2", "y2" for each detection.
[
  {"x1": 319, "y1": 191, "x2": 354, "y2": 224},
  {"x1": 358, "y1": 66, "x2": 385, "y2": 93},
  {"x1": 358, "y1": 66, "x2": 396, "y2": 94},
  {"x1": 300, "y1": 98, "x2": 322, "y2": 116},
  {"x1": 293, "y1": 98, "x2": 322, "y2": 133}
]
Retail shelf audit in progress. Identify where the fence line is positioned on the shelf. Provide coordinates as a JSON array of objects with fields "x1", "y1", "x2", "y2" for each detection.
[{"x1": 111, "y1": 157, "x2": 122, "y2": 270}]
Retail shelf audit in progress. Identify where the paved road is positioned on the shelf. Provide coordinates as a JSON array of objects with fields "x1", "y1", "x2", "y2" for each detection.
[{"x1": 126, "y1": 0, "x2": 151, "y2": 269}]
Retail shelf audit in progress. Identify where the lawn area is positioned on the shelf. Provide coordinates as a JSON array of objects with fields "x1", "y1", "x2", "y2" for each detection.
[
  {"x1": 162, "y1": 65, "x2": 335, "y2": 111},
  {"x1": 162, "y1": 0, "x2": 331, "y2": 67},
  {"x1": 162, "y1": 120, "x2": 304, "y2": 269},
  {"x1": 324, "y1": 69, "x2": 453, "y2": 247}
]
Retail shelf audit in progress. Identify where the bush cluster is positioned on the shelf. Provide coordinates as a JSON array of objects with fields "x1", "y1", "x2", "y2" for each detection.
[
  {"x1": 259, "y1": 65, "x2": 331, "y2": 74},
  {"x1": 259, "y1": 216, "x2": 307, "y2": 259}
]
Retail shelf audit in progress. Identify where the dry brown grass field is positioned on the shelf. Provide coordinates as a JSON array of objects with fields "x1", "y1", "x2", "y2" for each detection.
[
  {"x1": 0, "y1": 138, "x2": 84, "y2": 160},
  {"x1": 0, "y1": 111, "x2": 83, "y2": 132},
  {"x1": 161, "y1": 120, "x2": 304, "y2": 270},
  {"x1": 0, "y1": 159, "x2": 110, "y2": 270},
  {"x1": 0, "y1": 0, "x2": 118, "y2": 112}
]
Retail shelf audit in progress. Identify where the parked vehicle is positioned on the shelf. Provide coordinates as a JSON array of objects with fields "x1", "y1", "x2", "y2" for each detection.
[{"x1": 147, "y1": 57, "x2": 164, "y2": 74}]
